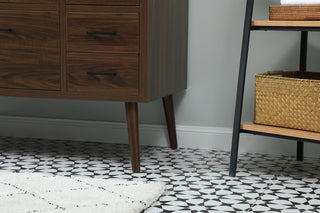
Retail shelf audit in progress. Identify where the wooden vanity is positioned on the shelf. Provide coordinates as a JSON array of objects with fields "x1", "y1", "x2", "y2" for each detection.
[{"x1": 0, "y1": 0, "x2": 189, "y2": 172}]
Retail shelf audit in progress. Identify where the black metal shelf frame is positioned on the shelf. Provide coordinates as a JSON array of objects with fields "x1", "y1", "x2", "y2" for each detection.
[
  {"x1": 252, "y1": 26, "x2": 320, "y2": 31},
  {"x1": 229, "y1": 0, "x2": 319, "y2": 177}
]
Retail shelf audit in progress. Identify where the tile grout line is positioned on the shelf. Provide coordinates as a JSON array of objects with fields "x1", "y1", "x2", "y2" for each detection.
[{"x1": 246, "y1": 174, "x2": 278, "y2": 212}]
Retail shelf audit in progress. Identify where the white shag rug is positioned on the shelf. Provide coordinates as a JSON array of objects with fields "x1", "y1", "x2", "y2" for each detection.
[{"x1": 0, "y1": 172, "x2": 165, "y2": 213}]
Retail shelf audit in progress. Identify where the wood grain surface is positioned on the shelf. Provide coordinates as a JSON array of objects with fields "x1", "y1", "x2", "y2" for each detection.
[
  {"x1": 0, "y1": 11, "x2": 60, "y2": 90},
  {"x1": 67, "y1": 12, "x2": 139, "y2": 54},
  {"x1": 162, "y1": 95, "x2": 178, "y2": 149},
  {"x1": 141, "y1": 0, "x2": 188, "y2": 102},
  {"x1": 270, "y1": 5, "x2": 320, "y2": 21},
  {"x1": 252, "y1": 20, "x2": 320, "y2": 27},
  {"x1": 66, "y1": 0, "x2": 139, "y2": 5},
  {"x1": 60, "y1": 0, "x2": 67, "y2": 92},
  {"x1": 0, "y1": 0, "x2": 188, "y2": 102},
  {"x1": 0, "y1": 3, "x2": 59, "y2": 11},
  {"x1": 67, "y1": 53, "x2": 138, "y2": 94},
  {"x1": 241, "y1": 122, "x2": 320, "y2": 141},
  {"x1": 125, "y1": 102, "x2": 140, "y2": 172},
  {"x1": 0, "y1": 0, "x2": 56, "y2": 3}
]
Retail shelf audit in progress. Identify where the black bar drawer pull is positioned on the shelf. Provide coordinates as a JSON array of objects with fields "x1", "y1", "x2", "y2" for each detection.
[
  {"x1": 86, "y1": 31, "x2": 116, "y2": 35},
  {"x1": 0, "y1": 28, "x2": 12, "y2": 32},
  {"x1": 87, "y1": 72, "x2": 117, "y2": 76}
]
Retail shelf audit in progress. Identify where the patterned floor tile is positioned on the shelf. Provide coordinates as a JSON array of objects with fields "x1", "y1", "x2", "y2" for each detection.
[{"x1": 0, "y1": 136, "x2": 319, "y2": 212}]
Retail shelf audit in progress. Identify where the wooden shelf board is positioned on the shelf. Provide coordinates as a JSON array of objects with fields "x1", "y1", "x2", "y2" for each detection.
[
  {"x1": 241, "y1": 122, "x2": 320, "y2": 142},
  {"x1": 252, "y1": 20, "x2": 320, "y2": 27}
]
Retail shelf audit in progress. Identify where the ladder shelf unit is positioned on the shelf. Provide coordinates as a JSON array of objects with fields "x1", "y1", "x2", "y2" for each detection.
[{"x1": 229, "y1": 0, "x2": 320, "y2": 177}]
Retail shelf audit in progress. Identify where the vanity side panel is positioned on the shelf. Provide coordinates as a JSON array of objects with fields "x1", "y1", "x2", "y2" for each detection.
[{"x1": 142, "y1": 0, "x2": 188, "y2": 102}]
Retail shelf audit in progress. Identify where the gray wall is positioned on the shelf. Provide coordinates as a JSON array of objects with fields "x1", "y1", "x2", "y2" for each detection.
[{"x1": 1, "y1": 0, "x2": 320, "y2": 130}]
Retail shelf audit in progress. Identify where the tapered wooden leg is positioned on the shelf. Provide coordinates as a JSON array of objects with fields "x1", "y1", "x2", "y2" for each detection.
[
  {"x1": 125, "y1": 102, "x2": 140, "y2": 172},
  {"x1": 162, "y1": 95, "x2": 178, "y2": 149}
]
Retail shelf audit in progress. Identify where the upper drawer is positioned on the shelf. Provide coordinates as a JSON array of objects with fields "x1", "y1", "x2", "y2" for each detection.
[
  {"x1": 67, "y1": 12, "x2": 139, "y2": 54},
  {"x1": 66, "y1": 0, "x2": 139, "y2": 5},
  {"x1": 0, "y1": 0, "x2": 57, "y2": 3}
]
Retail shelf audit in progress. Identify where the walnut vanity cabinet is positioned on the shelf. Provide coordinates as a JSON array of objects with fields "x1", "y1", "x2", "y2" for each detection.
[{"x1": 0, "y1": 0, "x2": 189, "y2": 172}]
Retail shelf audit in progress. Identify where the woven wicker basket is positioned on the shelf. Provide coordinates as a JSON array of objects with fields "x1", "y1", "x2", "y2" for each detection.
[{"x1": 254, "y1": 71, "x2": 320, "y2": 132}]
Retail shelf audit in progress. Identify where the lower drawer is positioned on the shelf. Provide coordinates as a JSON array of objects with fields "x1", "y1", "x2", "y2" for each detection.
[
  {"x1": 66, "y1": 0, "x2": 139, "y2": 5},
  {"x1": 0, "y1": 0, "x2": 56, "y2": 3},
  {"x1": 67, "y1": 53, "x2": 138, "y2": 94}
]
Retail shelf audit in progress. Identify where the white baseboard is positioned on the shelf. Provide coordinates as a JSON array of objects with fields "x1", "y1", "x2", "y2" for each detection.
[{"x1": 0, "y1": 115, "x2": 319, "y2": 158}]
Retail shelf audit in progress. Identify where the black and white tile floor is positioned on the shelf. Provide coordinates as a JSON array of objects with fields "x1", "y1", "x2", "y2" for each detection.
[{"x1": 0, "y1": 136, "x2": 319, "y2": 212}]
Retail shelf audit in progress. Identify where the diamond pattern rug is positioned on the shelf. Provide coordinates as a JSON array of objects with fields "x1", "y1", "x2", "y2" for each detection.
[{"x1": 0, "y1": 172, "x2": 165, "y2": 213}]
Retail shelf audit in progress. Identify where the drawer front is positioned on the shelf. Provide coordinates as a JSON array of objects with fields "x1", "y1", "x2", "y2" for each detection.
[
  {"x1": 68, "y1": 54, "x2": 138, "y2": 93},
  {"x1": 0, "y1": 0, "x2": 57, "y2": 3},
  {"x1": 0, "y1": 11, "x2": 60, "y2": 90},
  {"x1": 67, "y1": 12, "x2": 139, "y2": 54},
  {"x1": 66, "y1": 0, "x2": 139, "y2": 5}
]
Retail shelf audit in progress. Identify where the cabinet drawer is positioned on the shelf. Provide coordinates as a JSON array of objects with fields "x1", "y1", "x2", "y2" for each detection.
[
  {"x1": 67, "y1": 54, "x2": 138, "y2": 93},
  {"x1": 66, "y1": 0, "x2": 139, "y2": 5},
  {"x1": 0, "y1": 11, "x2": 60, "y2": 90},
  {"x1": 67, "y1": 12, "x2": 139, "y2": 54},
  {"x1": 0, "y1": 0, "x2": 57, "y2": 3}
]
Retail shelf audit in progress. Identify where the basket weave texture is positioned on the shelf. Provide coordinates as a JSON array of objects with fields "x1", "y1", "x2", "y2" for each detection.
[{"x1": 254, "y1": 71, "x2": 320, "y2": 132}]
